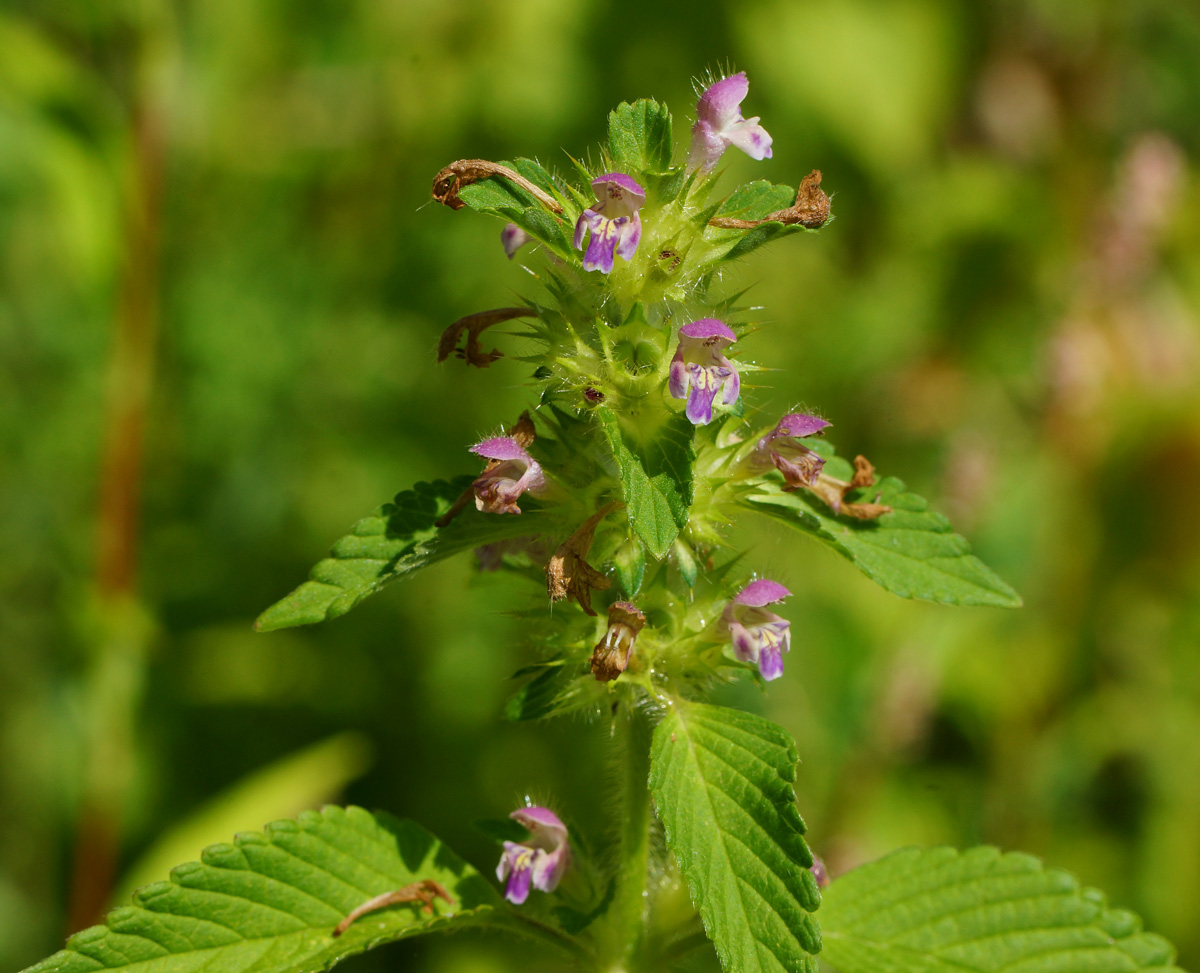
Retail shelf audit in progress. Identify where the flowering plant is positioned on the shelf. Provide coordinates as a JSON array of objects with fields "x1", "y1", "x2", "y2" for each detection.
[{"x1": 27, "y1": 71, "x2": 1183, "y2": 973}]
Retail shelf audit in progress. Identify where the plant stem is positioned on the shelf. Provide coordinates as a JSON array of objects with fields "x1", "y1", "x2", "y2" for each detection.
[{"x1": 601, "y1": 701, "x2": 653, "y2": 971}]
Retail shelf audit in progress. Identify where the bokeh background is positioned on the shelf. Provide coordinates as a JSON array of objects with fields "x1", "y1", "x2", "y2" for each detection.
[{"x1": 3, "y1": 1, "x2": 1199, "y2": 970}]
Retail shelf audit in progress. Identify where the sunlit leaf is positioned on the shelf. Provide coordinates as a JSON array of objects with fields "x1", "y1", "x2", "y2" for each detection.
[
  {"x1": 257, "y1": 477, "x2": 553, "y2": 630},
  {"x1": 24, "y1": 807, "x2": 501, "y2": 973},
  {"x1": 740, "y1": 443, "x2": 1021, "y2": 608},
  {"x1": 607, "y1": 99, "x2": 673, "y2": 174},
  {"x1": 650, "y1": 702, "x2": 821, "y2": 973},
  {"x1": 821, "y1": 846, "x2": 1183, "y2": 973}
]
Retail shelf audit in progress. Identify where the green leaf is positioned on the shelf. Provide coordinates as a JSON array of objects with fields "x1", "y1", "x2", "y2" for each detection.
[
  {"x1": 597, "y1": 406, "x2": 694, "y2": 560},
  {"x1": 455, "y1": 158, "x2": 575, "y2": 260},
  {"x1": 257, "y1": 477, "x2": 552, "y2": 630},
  {"x1": 650, "y1": 702, "x2": 821, "y2": 973},
  {"x1": 115, "y1": 733, "x2": 372, "y2": 903},
  {"x1": 820, "y1": 846, "x2": 1183, "y2": 973},
  {"x1": 613, "y1": 535, "x2": 647, "y2": 597},
  {"x1": 504, "y1": 659, "x2": 593, "y2": 721},
  {"x1": 714, "y1": 180, "x2": 797, "y2": 221},
  {"x1": 703, "y1": 179, "x2": 809, "y2": 262},
  {"x1": 739, "y1": 445, "x2": 1021, "y2": 608},
  {"x1": 673, "y1": 537, "x2": 699, "y2": 587},
  {"x1": 24, "y1": 807, "x2": 502, "y2": 973},
  {"x1": 607, "y1": 98, "x2": 673, "y2": 174}
]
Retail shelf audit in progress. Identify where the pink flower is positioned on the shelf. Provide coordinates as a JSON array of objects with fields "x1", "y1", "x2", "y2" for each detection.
[
  {"x1": 501, "y1": 223, "x2": 531, "y2": 259},
  {"x1": 688, "y1": 72, "x2": 773, "y2": 174},
  {"x1": 723, "y1": 579, "x2": 792, "y2": 681},
  {"x1": 495, "y1": 806, "x2": 571, "y2": 905},
  {"x1": 669, "y1": 319, "x2": 740, "y2": 425},
  {"x1": 470, "y1": 436, "x2": 546, "y2": 514},
  {"x1": 573, "y1": 173, "x2": 645, "y2": 273},
  {"x1": 753, "y1": 413, "x2": 830, "y2": 488}
]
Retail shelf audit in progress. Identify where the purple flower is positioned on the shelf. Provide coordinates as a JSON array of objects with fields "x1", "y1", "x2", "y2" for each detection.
[
  {"x1": 669, "y1": 319, "x2": 740, "y2": 425},
  {"x1": 688, "y1": 72, "x2": 773, "y2": 174},
  {"x1": 501, "y1": 223, "x2": 530, "y2": 259},
  {"x1": 573, "y1": 173, "x2": 645, "y2": 273},
  {"x1": 470, "y1": 436, "x2": 546, "y2": 514},
  {"x1": 753, "y1": 413, "x2": 830, "y2": 488},
  {"x1": 495, "y1": 806, "x2": 571, "y2": 905},
  {"x1": 723, "y1": 579, "x2": 791, "y2": 681}
]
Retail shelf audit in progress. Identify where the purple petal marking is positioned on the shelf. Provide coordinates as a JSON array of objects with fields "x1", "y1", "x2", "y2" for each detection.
[
  {"x1": 504, "y1": 858, "x2": 533, "y2": 904},
  {"x1": 723, "y1": 117, "x2": 773, "y2": 161},
  {"x1": 737, "y1": 578, "x2": 791, "y2": 607},
  {"x1": 722, "y1": 366, "x2": 740, "y2": 406},
  {"x1": 668, "y1": 354, "x2": 689, "y2": 400},
  {"x1": 680, "y1": 318, "x2": 737, "y2": 342},
  {"x1": 471, "y1": 436, "x2": 532, "y2": 463},
  {"x1": 731, "y1": 624, "x2": 756, "y2": 663},
  {"x1": 592, "y1": 172, "x2": 646, "y2": 201},
  {"x1": 616, "y1": 214, "x2": 642, "y2": 261},
  {"x1": 776, "y1": 414, "x2": 830, "y2": 438},
  {"x1": 573, "y1": 210, "x2": 598, "y2": 250},
  {"x1": 583, "y1": 219, "x2": 620, "y2": 273},
  {"x1": 758, "y1": 643, "x2": 784, "y2": 681},
  {"x1": 691, "y1": 381, "x2": 715, "y2": 424},
  {"x1": 698, "y1": 72, "x2": 750, "y2": 124}
]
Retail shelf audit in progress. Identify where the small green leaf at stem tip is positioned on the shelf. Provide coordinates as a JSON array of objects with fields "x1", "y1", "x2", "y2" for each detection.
[
  {"x1": 22, "y1": 807, "x2": 502, "y2": 973},
  {"x1": 256, "y1": 477, "x2": 553, "y2": 631},
  {"x1": 820, "y1": 846, "x2": 1184, "y2": 973},
  {"x1": 650, "y1": 702, "x2": 822, "y2": 973},
  {"x1": 597, "y1": 406, "x2": 695, "y2": 560},
  {"x1": 740, "y1": 442, "x2": 1021, "y2": 608},
  {"x1": 608, "y1": 98, "x2": 674, "y2": 174}
]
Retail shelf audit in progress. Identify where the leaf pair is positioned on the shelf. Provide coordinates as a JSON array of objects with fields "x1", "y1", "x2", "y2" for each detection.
[
  {"x1": 27, "y1": 760, "x2": 1184, "y2": 973},
  {"x1": 649, "y1": 702, "x2": 1182, "y2": 973}
]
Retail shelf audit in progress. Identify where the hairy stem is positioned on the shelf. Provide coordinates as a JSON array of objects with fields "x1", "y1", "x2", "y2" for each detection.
[{"x1": 600, "y1": 702, "x2": 653, "y2": 970}]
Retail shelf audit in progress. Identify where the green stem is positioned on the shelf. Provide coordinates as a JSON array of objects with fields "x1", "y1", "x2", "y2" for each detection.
[{"x1": 601, "y1": 702, "x2": 653, "y2": 970}]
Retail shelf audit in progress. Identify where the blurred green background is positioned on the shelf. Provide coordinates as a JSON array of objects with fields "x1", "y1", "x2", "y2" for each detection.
[{"x1": 3, "y1": 1, "x2": 1199, "y2": 970}]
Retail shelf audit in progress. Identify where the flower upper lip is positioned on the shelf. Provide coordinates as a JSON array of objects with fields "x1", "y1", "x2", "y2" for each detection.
[{"x1": 689, "y1": 71, "x2": 774, "y2": 173}]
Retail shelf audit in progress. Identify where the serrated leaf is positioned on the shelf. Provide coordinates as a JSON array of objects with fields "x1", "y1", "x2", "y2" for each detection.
[
  {"x1": 739, "y1": 445, "x2": 1021, "y2": 608},
  {"x1": 820, "y1": 846, "x2": 1183, "y2": 973},
  {"x1": 702, "y1": 180, "x2": 809, "y2": 262},
  {"x1": 597, "y1": 406, "x2": 694, "y2": 560},
  {"x1": 257, "y1": 477, "x2": 552, "y2": 630},
  {"x1": 455, "y1": 158, "x2": 576, "y2": 260},
  {"x1": 607, "y1": 98, "x2": 673, "y2": 174},
  {"x1": 24, "y1": 807, "x2": 502, "y2": 973},
  {"x1": 650, "y1": 702, "x2": 821, "y2": 973}
]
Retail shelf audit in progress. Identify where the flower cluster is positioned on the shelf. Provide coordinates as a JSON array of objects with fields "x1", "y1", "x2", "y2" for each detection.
[{"x1": 429, "y1": 71, "x2": 842, "y2": 908}]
